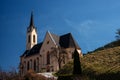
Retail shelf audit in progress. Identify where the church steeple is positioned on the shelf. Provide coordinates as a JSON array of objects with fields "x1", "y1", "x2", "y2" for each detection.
[
  {"x1": 26, "y1": 12, "x2": 37, "y2": 50},
  {"x1": 30, "y1": 12, "x2": 34, "y2": 27},
  {"x1": 27, "y1": 12, "x2": 37, "y2": 32}
]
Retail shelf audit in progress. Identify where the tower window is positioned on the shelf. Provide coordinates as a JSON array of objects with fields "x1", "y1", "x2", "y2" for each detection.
[
  {"x1": 28, "y1": 35, "x2": 31, "y2": 43},
  {"x1": 33, "y1": 35, "x2": 35, "y2": 43}
]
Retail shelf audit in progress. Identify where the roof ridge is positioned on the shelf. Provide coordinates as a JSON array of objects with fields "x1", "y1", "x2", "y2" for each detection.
[
  {"x1": 48, "y1": 31, "x2": 57, "y2": 46},
  {"x1": 60, "y1": 33, "x2": 71, "y2": 37}
]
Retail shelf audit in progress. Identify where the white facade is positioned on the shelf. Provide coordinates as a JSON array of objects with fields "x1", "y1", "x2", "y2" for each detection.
[{"x1": 26, "y1": 28, "x2": 37, "y2": 50}]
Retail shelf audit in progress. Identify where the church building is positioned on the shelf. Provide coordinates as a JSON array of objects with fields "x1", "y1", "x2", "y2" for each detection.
[{"x1": 19, "y1": 13, "x2": 82, "y2": 76}]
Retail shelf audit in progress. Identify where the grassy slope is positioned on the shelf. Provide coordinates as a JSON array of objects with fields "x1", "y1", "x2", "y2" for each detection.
[
  {"x1": 93, "y1": 40, "x2": 120, "y2": 52},
  {"x1": 57, "y1": 46, "x2": 120, "y2": 80},
  {"x1": 82, "y1": 46, "x2": 120, "y2": 74}
]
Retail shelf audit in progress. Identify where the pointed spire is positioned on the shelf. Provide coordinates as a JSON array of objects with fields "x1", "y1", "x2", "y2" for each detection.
[{"x1": 29, "y1": 11, "x2": 34, "y2": 27}]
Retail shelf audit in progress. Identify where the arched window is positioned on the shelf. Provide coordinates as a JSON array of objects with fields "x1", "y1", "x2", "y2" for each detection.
[
  {"x1": 30, "y1": 59, "x2": 32, "y2": 69},
  {"x1": 47, "y1": 51, "x2": 50, "y2": 65},
  {"x1": 37, "y1": 58, "x2": 39, "y2": 72},
  {"x1": 28, "y1": 35, "x2": 31, "y2": 43},
  {"x1": 27, "y1": 61, "x2": 30, "y2": 70},
  {"x1": 33, "y1": 35, "x2": 35, "y2": 43},
  {"x1": 34, "y1": 60, "x2": 36, "y2": 72},
  {"x1": 24, "y1": 61, "x2": 26, "y2": 72}
]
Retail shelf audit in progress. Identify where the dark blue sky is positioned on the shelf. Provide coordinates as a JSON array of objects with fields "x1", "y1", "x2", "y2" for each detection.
[{"x1": 0, "y1": 0, "x2": 120, "y2": 70}]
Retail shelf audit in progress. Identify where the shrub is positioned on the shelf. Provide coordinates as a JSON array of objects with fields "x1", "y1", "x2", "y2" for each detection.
[{"x1": 24, "y1": 70, "x2": 46, "y2": 80}]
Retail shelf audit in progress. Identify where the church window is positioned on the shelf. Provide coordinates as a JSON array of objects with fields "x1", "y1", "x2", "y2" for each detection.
[
  {"x1": 36, "y1": 58, "x2": 39, "y2": 72},
  {"x1": 27, "y1": 61, "x2": 30, "y2": 70},
  {"x1": 28, "y1": 35, "x2": 31, "y2": 43},
  {"x1": 47, "y1": 41, "x2": 49, "y2": 44},
  {"x1": 24, "y1": 61, "x2": 26, "y2": 71},
  {"x1": 47, "y1": 51, "x2": 50, "y2": 65},
  {"x1": 34, "y1": 60, "x2": 36, "y2": 72},
  {"x1": 30, "y1": 59, "x2": 32, "y2": 69},
  {"x1": 33, "y1": 35, "x2": 35, "y2": 43}
]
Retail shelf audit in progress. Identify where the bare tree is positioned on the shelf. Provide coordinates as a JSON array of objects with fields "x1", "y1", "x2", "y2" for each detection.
[
  {"x1": 115, "y1": 29, "x2": 120, "y2": 40},
  {"x1": 50, "y1": 46, "x2": 68, "y2": 70},
  {"x1": 0, "y1": 66, "x2": 22, "y2": 80}
]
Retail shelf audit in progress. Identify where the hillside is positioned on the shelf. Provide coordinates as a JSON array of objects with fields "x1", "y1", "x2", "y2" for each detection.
[
  {"x1": 57, "y1": 41, "x2": 120, "y2": 80},
  {"x1": 93, "y1": 40, "x2": 120, "y2": 52},
  {"x1": 81, "y1": 46, "x2": 120, "y2": 80}
]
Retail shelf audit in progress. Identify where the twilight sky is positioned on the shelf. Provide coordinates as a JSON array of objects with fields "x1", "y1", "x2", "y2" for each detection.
[{"x1": 0, "y1": 0, "x2": 120, "y2": 70}]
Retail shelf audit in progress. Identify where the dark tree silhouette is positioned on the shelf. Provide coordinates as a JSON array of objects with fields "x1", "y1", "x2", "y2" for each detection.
[
  {"x1": 73, "y1": 49, "x2": 82, "y2": 75},
  {"x1": 115, "y1": 29, "x2": 120, "y2": 40}
]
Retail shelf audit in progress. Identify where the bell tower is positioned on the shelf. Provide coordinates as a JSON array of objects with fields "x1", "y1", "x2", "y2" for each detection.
[{"x1": 26, "y1": 12, "x2": 37, "y2": 50}]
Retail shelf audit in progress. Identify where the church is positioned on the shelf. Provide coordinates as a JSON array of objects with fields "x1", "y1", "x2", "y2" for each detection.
[{"x1": 19, "y1": 13, "x2": 82, "y2": 76}]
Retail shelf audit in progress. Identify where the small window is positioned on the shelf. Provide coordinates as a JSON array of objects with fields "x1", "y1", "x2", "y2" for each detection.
[
  {"x1": 28, "y1": 35, "x2": 31, "y2": 43},
  {"x1": 33, "y1": 35, "x2": 35, "y2": 43},
  {"x1": 47, "y1": 41, "x2": 49, "y2": 44}
]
